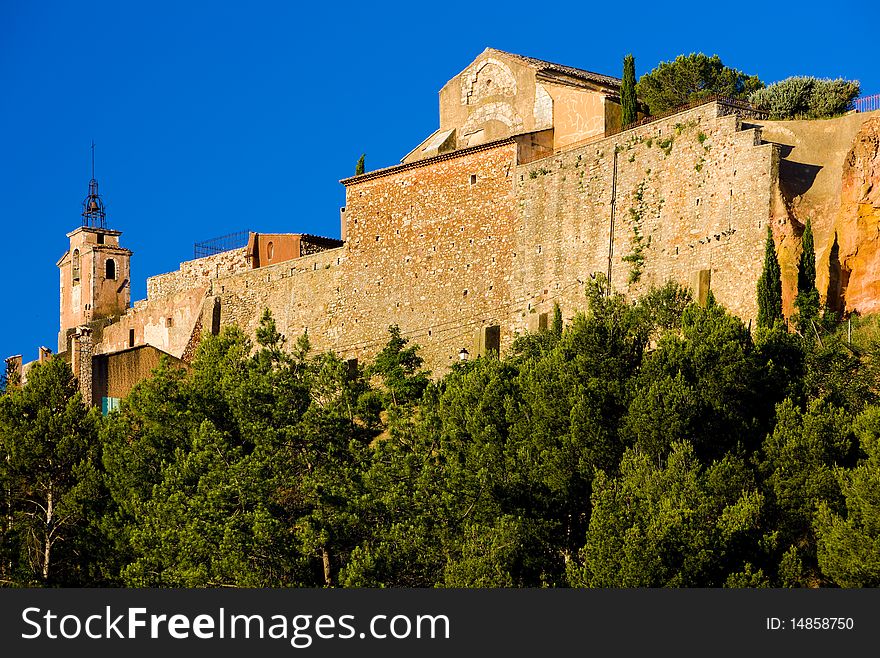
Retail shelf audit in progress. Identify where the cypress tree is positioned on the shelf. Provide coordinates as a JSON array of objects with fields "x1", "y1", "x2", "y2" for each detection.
[
  {"x1": 355, "y1": 154, "x2": 365, "y2": 175},
  {"x1": 551, "y1": 302, "x2": 563, "y2": 337},
  {"x1": 794, "y1": 218, "x2": 820, "y2": 333},
  {"x1": 621, "y1": 54, "x2": 638, "y2": 126},
  {"x1": 757, "y1": 225, "x2": 783, "y2": 328}
]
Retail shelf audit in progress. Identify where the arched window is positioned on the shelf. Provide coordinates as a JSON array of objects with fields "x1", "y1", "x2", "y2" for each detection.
[
  {"x1": 267, "y1": 241, "x2": 274, "y2": 261},
  {"x1": 72, "y1": 249, "x2": 81, "y2": 285},
  {"x1": 105, "y1": 258, "x2": 116, "y2": 280}
]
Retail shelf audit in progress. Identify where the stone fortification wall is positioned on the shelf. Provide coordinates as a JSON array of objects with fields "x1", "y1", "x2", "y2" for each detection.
[
  {"x1": 94, "y1": 101, "x2": 783, "y2": 378},
  {"x1": 339, "y1": 141, "x2": 519, "y2": 368},
  {"x1": 222, "y1": 101, "x2": 777, "y2": 373},
  {"x1": 209, "y1": 247, "x2": 346, "y2": 353},
  {"x1": 96, "y1": 286, "x2": 208, "y2": 358},
  {"x1": 146, "y1": 247, "x2": 248, "y2": 300},
  {"x1": 513, "y1": 101, "x2": 777, "y2": 337}
]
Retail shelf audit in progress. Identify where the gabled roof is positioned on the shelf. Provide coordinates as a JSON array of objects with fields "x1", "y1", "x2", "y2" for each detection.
[{"x1": 486, "y1": 48, "x2": 621, "y2": 90}]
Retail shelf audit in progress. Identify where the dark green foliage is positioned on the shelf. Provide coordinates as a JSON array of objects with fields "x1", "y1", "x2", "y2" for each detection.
[
  {"x1": 794, "y1": 219, "x2": 820, "y2": 335},
  {"x1": 815, "y1": 406, "x2": 880, "y2": 586},
  {"x1": 759, "y1": 398, "x2": 855, "y2": 584},
  {"x1": 0, "y1": 358, "x2": 103, "y2": 586},
  {"x1": 757, "y1": 225, "x2": 784, "y2": 328},
  {"x1": 367, "y1": 324, "x2": 430, "y2": 409},
  {"x1": 7, "y1": 285, "x2": 880, "y2": 588},
  {"x1": 750, "y1": 77, "x2": 861, "y2": 119},
  {"x1": 626, "y1": 300, "x2": 766, "y2": 461},
  {"x1": 635, "y1": 53, "x2": 763, "y2": 115},
  {"x1": 570, "y1": 443, "x2": 764, "y2": 587},
  {"x1": 551, "y1": 302, "x2": 563, "y2": 337},
  {"x1": 355, "y1": 154, "x2": 365, "y2": 175},
  {"x1": 621, "y1": 54, "x2": 638, "y2": 126}
]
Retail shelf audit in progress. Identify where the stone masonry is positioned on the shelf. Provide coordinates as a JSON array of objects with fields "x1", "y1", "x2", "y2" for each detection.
[{"x1": 40, "y1": 50, "x2": 880, "y2": 405}]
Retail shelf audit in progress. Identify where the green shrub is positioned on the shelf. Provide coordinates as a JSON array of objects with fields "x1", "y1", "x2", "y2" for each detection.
[{"x1": 750, "y1": 77, "x2": 860, "y2": 119}]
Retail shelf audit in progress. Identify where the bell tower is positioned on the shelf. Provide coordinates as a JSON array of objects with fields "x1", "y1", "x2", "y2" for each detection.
[{"x1": 58, "y1": 144, "x2": 132, "y2": 353}]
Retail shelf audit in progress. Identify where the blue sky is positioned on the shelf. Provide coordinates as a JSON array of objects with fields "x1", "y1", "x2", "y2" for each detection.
[{"x1": 1, "y1": 0, "x2": 876, "y2": 361}]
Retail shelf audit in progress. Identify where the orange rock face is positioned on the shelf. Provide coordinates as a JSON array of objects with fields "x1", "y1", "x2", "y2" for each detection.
[{"x1": 837, "y1": 117, "x2": 880, "y2": 314}]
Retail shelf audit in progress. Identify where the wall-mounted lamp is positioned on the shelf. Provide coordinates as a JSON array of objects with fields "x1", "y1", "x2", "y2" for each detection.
[{"x1": 458, "y1": 348, "x2": 470, "y2": 362}]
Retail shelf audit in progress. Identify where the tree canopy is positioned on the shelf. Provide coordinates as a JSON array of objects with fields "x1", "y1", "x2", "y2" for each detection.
[
  {"x1": 635, "y1": 53, "x2": 764, "y2": 115},
  {"x1": 2, "y1": 293, "x2": 879, "y2": 588}
]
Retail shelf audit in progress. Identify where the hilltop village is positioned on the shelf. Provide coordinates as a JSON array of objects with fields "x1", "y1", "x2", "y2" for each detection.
[{"x1": 8, "y1": 48, "x2": 880, "y2": 411}]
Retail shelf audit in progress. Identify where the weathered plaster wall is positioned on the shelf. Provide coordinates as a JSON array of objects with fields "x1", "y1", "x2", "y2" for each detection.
[
  {"x1": 93, "y1": 345, "x2": 187, "y2": 401},
  {"x1": 58, "y1": 228, "x2": 131, "y2": 351},
  {"x1": 546, "y1": 83, "x2": 607, "y2": 150},
  {"x1": 432, "y1": 49, "x2": 609, "y2": 157}
]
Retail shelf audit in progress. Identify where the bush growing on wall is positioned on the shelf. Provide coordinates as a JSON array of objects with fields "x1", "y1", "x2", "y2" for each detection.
[{"x1": 750, "y1": 77, "x2": 860, "y2": 119}]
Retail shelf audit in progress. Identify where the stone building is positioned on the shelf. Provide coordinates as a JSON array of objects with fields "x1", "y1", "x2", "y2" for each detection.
[{"x1": 8, "y1": 48, "x2": 880, "y2": 408}]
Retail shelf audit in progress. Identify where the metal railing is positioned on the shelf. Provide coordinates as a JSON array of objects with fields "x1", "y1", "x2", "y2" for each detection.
[
  {"x1": 854, "y1": 94, "x2": 880, "y2": 113},
  {"x1": 193, "y1": 230, "x2": 251, "y2": 259},
  {"x1": 618, "y1": 95, "x2": 768, "y2": 133}
]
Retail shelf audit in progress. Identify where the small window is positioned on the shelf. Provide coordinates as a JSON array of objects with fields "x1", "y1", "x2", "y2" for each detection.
[
  {"x1": 105, "y1": 258, "x2": 116, "y2": 280},
  {"x1": 97, "y1": 233, "x2": 105, "y2": 244},
  {"x1": 267, "y1": 241, "x2": 274, "y2": 260},
  {"x1": 129, "y1": 329, "x2": 135, "y2": 347},
  {"x1": 469, "y1": 174, "x2": 477, "y2": 185},
  {"x1": 72, "y1": 249, "x2": 81, "y2": 285},
  {"x1": 165, "y1": 317, "x2": 173, "y2": 328}
]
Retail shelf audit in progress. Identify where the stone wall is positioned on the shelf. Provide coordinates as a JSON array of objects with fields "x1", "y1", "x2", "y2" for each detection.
[
  {"x1": 209, "y1": 247, "x2": 346, "y2": 353},
  {"x1": 84, "y1": 102, "x2": 798, "y2": 380},
  {"x1": 96, "y1": 286, "x2": 208, "y2": 358},
  {"x1": 86, "y1": 101, "x2": 780, "y2": 379},
  {"x1": 513, "y1": 101, "x2": 778, "y2": 340},
  {"x1": 146, "y1": 247, "x2": 248, "y2": 300},
  {"x1": 339, "y1": 141, "x2": 519, "y2": 368}
]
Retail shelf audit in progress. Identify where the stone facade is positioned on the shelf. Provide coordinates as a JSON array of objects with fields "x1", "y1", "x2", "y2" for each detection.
[
  {"x1": 406, "y1": 49, "x2": 622, "y2": 163},
  {"x1": 146, "y1": 247, "x2": 249, "y2": 300},
  {"x1": 31, "y1": 50, "x2": 880, "y2": 407}
]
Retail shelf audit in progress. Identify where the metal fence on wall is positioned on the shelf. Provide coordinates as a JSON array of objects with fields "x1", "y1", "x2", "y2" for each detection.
[
  {"x1": 854, "y1": 94, "x2": 880, "y2": 113},
  {"x1": 193, "y1": 230, "x2": 250, "y2": 259}
]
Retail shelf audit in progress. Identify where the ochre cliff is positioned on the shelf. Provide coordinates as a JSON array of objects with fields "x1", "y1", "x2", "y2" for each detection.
[
  {"x1": 758, "y1": 112, "x2": 880, "y2": 316},
  {"x1": 836, "y1": 116, "x2": 880, "y2": 314}
]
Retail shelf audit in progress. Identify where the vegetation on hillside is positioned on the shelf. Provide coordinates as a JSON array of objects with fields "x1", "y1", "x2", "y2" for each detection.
[{"x1": 2, "y1": 274, "x2": 879, "y2": 588}]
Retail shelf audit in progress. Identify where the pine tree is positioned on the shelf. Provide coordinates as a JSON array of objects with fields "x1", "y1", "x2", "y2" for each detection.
[
  {"x1": 757, "y1": 225, "x2": 783, "y2": 328},
  {"x1": 794, "y1": 218, "x2": 820, "y2": 334},
  {"x1": 621, "y1": 54, "x2": 638, "y2": 126},
  {"x1": 355, "y1": 154, "x2": 365, "y2": 176}
]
